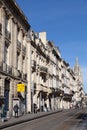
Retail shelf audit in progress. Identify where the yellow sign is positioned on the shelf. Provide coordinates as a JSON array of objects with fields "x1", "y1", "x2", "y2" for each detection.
[{"x1": 17, "y1": 84, "x2": 25, "y2": 92}]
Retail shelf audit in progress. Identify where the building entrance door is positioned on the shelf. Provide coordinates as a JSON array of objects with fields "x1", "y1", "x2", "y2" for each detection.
[{"x1": 4, "y1": 78, "x2": 10, "y2": 116}]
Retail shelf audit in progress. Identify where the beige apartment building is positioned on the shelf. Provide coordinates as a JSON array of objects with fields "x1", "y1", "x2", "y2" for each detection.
[
  {"x1": 0, "y1": 0, "x2": 30, "y2": 116},
  {"x1": 28, "y1": 30, "x2": 85, "y2": 111},
  {"x1": 0, "y1": 0, "x2": 85, "y2": 118},
  {"x1": 28, "y1": 31, "x2": 62, "y2": 111}
]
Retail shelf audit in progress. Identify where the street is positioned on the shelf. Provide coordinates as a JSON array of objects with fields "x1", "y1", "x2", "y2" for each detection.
[{"x1": 1, "y1": 109, "x2": 87, "y2": 130}]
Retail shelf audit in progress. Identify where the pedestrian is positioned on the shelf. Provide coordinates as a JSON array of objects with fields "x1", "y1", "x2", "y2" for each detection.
[
  {"x1": 0, "y1": 104, "x2": 8, "y2": 122},
  {"x1": 34, "y1": 103, "x2": 37, "y2": 113},
  {"x1": 13, "y1": 104, "x2": 19, "y2": 117},
  {"x1": 44, "y1": 103, "x2": 48, "y2": 112}
]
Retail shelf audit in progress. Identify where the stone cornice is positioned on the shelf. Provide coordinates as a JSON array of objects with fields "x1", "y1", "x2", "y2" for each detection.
[{"x1": 2, "y1": 0, "x2": 30, "y2": 31}]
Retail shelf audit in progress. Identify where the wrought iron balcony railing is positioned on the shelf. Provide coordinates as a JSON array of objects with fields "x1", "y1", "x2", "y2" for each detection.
[
  {"x1": 40, "y1": 65, "x2": 48, "y2": 73},
  {"x1": 0, "y1": 62, "x2": 12, "y2": 75}
]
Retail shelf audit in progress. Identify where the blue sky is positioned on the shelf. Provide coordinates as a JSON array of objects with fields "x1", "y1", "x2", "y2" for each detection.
[{"x1": 16, "y1": 0, "x2": 87, "y2": 92}]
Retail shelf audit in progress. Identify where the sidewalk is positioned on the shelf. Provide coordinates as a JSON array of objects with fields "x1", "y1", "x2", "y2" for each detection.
[{"x1": 0, "y1": 110, "x2": 62, "y2": 129}]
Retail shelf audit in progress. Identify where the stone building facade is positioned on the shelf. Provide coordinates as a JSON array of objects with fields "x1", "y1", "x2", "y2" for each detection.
[
  {"x1": 0, "y1": 0, "x2": 30, "y2": 116},
  {"x1": 28, "y1": 30, "x2": 85, "y2": 112},
  {"x1": 0, "y1": 0, "x2": 85, "y2": 117}
]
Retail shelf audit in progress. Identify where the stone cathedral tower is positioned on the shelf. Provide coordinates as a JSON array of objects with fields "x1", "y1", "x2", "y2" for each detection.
[
  {"x1": 73, "y1": 57, "x2": 84, "y2": 107},
  {"x1": 74, "y1": 57, "x2": 83, "y2": 82}
]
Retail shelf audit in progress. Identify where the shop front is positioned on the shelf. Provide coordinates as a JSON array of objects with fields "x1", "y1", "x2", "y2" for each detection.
[{"x1": 17, "y1": 83, "x2": 26, "y2": 115}]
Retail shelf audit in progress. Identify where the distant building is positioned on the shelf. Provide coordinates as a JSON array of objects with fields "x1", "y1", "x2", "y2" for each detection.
[{"x1": 73, "y1": 57, "x2": 85, "y2": 107}]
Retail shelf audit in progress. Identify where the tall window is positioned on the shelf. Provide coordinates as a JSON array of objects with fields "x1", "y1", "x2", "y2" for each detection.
[
  {"x1": 22, "y1": 56, "x2": 25, "y2": 73},
  {"x1": 17, "y1": 52, "x2": 20, "y2": 70},
  {"x1": 4, "y1": 43, "x2": 8, "y2": 64},
  {"x1": 5, "y1": 16, "x2": 8, "y2": 30}
]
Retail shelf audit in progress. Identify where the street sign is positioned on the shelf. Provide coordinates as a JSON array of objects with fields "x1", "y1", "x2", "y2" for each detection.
[{"x1": 17, "y1": 84, "x2": 25, "y2": 92}]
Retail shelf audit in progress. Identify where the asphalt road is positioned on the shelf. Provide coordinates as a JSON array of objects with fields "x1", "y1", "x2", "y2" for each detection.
[{"x1": 2, "y1": 109, "x2": 86, "y2": 130}]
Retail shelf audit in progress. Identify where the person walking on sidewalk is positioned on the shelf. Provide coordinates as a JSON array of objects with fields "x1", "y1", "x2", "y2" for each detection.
[{"x1": 13, "y1": 104, "x2": 19, "y2": 117}]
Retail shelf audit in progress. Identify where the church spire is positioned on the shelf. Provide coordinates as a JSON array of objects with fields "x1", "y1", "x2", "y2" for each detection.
[
  {"x1": 76, "y1": 57, "x2": 79, "y2": 67},
  {"x1": 74, "y1": 57, "x2": 82, "y2": 79}
]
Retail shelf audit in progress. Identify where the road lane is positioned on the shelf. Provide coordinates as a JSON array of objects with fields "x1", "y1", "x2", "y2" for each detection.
[
  {"x1": 71, "y1": 112, "x2": 87, "y2": 130},
  {"x1": 2, "y1": 109, "x2": 86, "y2": 130}
]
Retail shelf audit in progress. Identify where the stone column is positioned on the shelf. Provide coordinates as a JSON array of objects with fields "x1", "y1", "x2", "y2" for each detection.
[
  {"x1": 9, "y1": 79, "x2": 13, "y2": 117},
  {"x1": 36, "y1": 72, "x2": 40, "y2": 108},
  {"x1": 46, "y1": 95, "x2": 49, "y2": 110},
  {"x1": 8, "y1": 17, "x2": 13, "y2": 66},
  {"x1": 26, "y1": 39, "x2": 32, "y2": 112},
  {"x1": 23, "y1": 35, "x2": 27, "y2": 74},
  {"x1": 14, "y1": 80, "x2": 18, "y2": 98},
  {"x1": 51, "y1": 94, "x2": 54, "y2": 110},
  {"x1": 13, "y1": 21, "x2": 17, "y2": 76},
  {"x1": 19, "y1": 29, "x2": 23, "y2": 71},
  {"x1": 0, "y1": 7, "x2": 5, "y2": 63}
]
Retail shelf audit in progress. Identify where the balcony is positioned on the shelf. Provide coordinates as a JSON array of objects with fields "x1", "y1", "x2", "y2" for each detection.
[
  {"x1": 22, "y1": 45, "x2": 26, "y2": 55},
  {"x1": 40, "y1": 65, "x2": 48, "y2": 73},
  {"x1": 0, "y1": 62, "x2": 12, "y2": 75},
  {"x1": 5, "y1": 29, "x2": 11, "y2": 40},
  {"x1": 0, "y1": 23, "x2": 2, "y2": 34}
]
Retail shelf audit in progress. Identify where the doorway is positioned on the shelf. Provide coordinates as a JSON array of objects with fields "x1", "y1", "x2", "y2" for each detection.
[{"x1": 4, "y1": 78, "x2": 10, "y2": 115}]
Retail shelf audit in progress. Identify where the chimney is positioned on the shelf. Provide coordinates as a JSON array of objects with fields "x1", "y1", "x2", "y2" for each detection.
[{"x1": 39, "y1": 32, "x2": 46, "y2": 45}]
